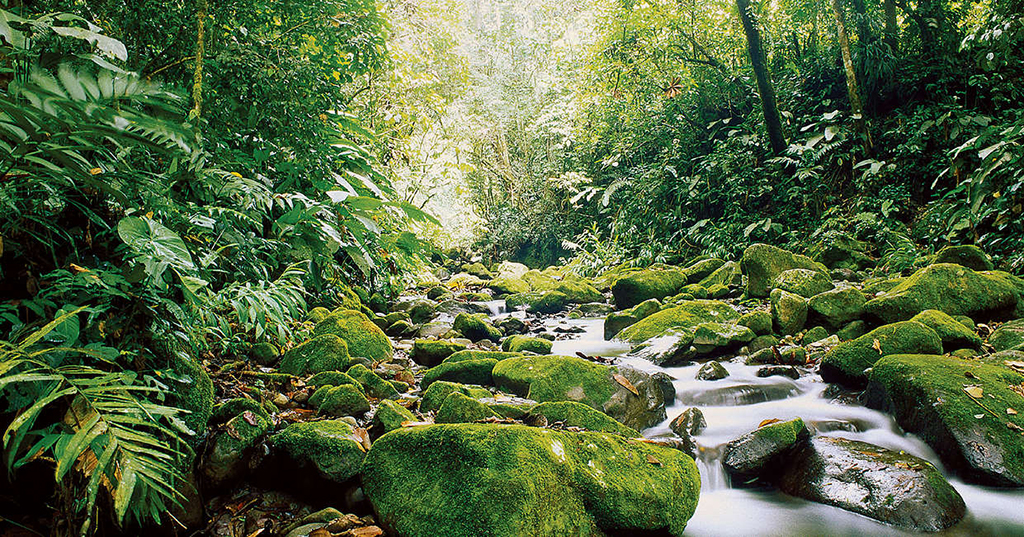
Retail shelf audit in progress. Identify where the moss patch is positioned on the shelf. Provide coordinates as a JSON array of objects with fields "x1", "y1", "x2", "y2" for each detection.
[
  {"x1": 820, "y1": 321, "x2": 942, "y2": 387},
  {"x1": 422, "y1": 359, "x2": 499, "y2": 389},
  {"x1": 410, "y1": 339, "x2": 468, "y2": 367},
  {"x1": 435, "y1": 392, "x2": 502, "y2": 423},
  {"x1": 910, "y1": 309, "x2": 983, "y2": 350},
  {"x1": 270, "y1": 420, "x2": 366, "y2": 483},
  {"x1": 529, "y1": 401, "x2": 638, "y2": 436},
  {"x1": 313, "y1": 309, "x2": 393, "y2": 362},
  {"x1": 309, "y1": 384, "x2": 371, "y2": 417},
  {"x1": 373, "y1": 400, "x2": 417, "y2": 435},
  {"x1": 741, "y1": 243, "x2": 827, "y2": 298},
  {"x1": 347, "y1": 363, "x2": 400, "y2": 399},
  {"x1": 280, "y1": 334, "x2": 351, "y2": 375},
  {"x1": 863, "y1": 264, "x2": 1022, "y2": 323},
  {"x1": 420, "y1": 381, "x2": 493, "y2": 414},
  {"x1": 444, "y1": 350, "x2": 522, "y2": 363},
  {"x1": 501, "y1": 335, "x2": 553, "y2": 354},
  {"x1": 617, "y1": 300, "x2": 739, "y2": 343},
  {"x1": 453, "y1": 313, "x2": 502, "y2": 343},
  {"x1": 611, "y1": 267, "x2": 688, "y2": 309}
]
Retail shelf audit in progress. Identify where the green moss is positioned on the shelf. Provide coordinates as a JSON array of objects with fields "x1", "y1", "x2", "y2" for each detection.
[
  {"x1": 603, "y1": 311, "x2": 639, "y2": 340},
  {"x1": 410, "y1": 339, "x2": 468, "y2": 367},
  {"x1": 435, "y1": 392, "x2": 502, "y2": 423},
  {"x1": 680, "y1": 284, "x2": 709, "y2": 299},
  {"x1": 419, "y1": 381, "x2": 493, "y2": 414},
  {"x1": 753, "y1": 417, "x2": 806, "y2": 444},
  {"x1": 741, "y1": 243, "x2": 827, "y2": 298},
  {"x1": 487, "y1": 277, "x2": 531, "y2": 296},
  {"x1": 863, "y1": 264, "x2": 1022, "y2": 323},
  {"x1": 500, "y1": 335, "x2": 553, "y2": 354},
  {"x1": 307, "y1": 371, "x2": 364, "y2": 392},
  {"x1": 444, "y1": 350, "x2": 522, "y2": 363},
  {"x1": 631, "y1": 298, "x2": 662, "y2": 319},
  {"x1": 280, "y1": 334, "x2": 351, "y2": 375},
  {"x1": 522, "y1": 270, "x2": 559, "y2": 291},
  {"x1": 990, "y1": 319, "x2": 1024, "y2": 351},
  {"x1": 553, "y1": 280, "x2": 603, "y2": 304},
  {"x1": 707, "y1": 283, "x2": 729, "y2": 299},
  {"x1": 422, "y1": 359, "x2": 499, "y2": 389},
  {"x1": 373, "y1": 399, "x2": 417, "y2": 434},
  {"x1": 820, "y1": 321, "x2": 943, "y2": 387},
  {"x1": 271, "y1": 420, "x2": 366, "y2": 483},
  {"x1": 347, "y1": 363, "x2": 400, "y2": 399},
  {"x1": 682, "y1": 258, "x2": 725, "y2": 283},
  {"x1": 251, "y1": 342, "x2": 279, "y2": 365},
  {"x1": 313, "y1": 309, "x2": 393, "y2": 362},
  {"x1": 453, "y1": 313, "x2": 503, "y2": 342},
  {"x1": 211, "y1": 397, "x2": 270, "y2": 424},
  {"x1": 506, "y1": 291, "x2": 570, "y2": 314},
  {"x1": 691, "y1": 322, "x2": 756, "y2": 353},
  {"x1": 618, "y1": 300, "x2": 739, "y2": 343},
  {"x1": 306, "y1": 306, "x2": 331, "y2": 323},
  {"x1": 772, "y1": 268, "x2": 834, "y2": 298},
  {"x1": 862, "y1": 276, "x2": 906, "y2": 295},
  {"x1": 407, "y1": 300, "x2": 437, "y2": 324},
  {"x1": 310, "y1": 384, "x2": 371, "y2": 417},
  {"x1": 933, "y1": 245, "x2": 993, "y2": 271},
  {"x1": 698, "y1": 261, "x2": 742, "y2": 288},
  {"x1": 738, "y1": 310, "x2": 773, "y2": 335},
  {"x1": 171, "y1": 354, "x2": 214, "y2": 438},
  {"x1": 804, "y1": 325, "x2": 829, "y2": 344},
  {"x1": 462, "y1": 262, "x2": 493, "y2": 279},
  {"x1": 807, "y1": 287, "x2": 867, "y2": 327},
  {"x1": 481, "y1": 398, "x2": 537, "y2": 419},
  {"x1": 770, "y1": 289, "x2": 808, "y2": 335},
  {"x1": 611, "y1": 267, "x2": 688, "y2": 309},
  {"x1": 202, "y1": 409, "x2": 272, "y2": 485},
  {"x1": 361, "y1": 424, "x2": 701, "y2": 537},
  {"x1": 528, "y1": 401, "x2": 639, "y2": 436},
  {"x1": 910, "y1": 310, "x2": 983, "y2": 350}
]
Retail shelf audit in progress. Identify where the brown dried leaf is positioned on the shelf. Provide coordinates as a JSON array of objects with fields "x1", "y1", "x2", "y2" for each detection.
[
  {"x1": 964, "y1": 385, "x2": 984, "y2": 399},
  {"x1": 613, "y1": 374, "x2": 640, "y2": 396},
  {"x1": 758, "y1": 418, "x2": 782, "y2": 428},
  {"x1": 245, "y1": 528, "x2": 266, "y2": 537},
  {"x1": 964, "y1": 371, "x2": 978, "y2": 379},
  {"x1": 401, "y1": 420, "x2": 433, "y2": 428},
  {"x1": 224, "y1": 421, "x2": 243, "y2": 440},
  {"x1": 345, "y1": 527, "x2": 384, "y2": 537},
  {"x1": 308, "y1": 529, "x2": 332, "y2": 537},
  {"x1": 1008, "y1": 408, "x2": 1018, "y2": 415},
  {"x1": 241, "y1": 410, "x2": 259, "y2": 426},
  {"x1": 353, "y1": 427, "x2": 372, "y2": 451},
  {"x1": 872, "y1": 339, "x2": 883, "y2": 354},
  {"x1": 646, "y1": 454, "x2": 662, "y2": 466}
]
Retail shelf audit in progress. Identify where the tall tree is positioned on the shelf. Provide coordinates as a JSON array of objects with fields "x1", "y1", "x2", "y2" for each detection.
[
  {"x1": 831, "y1": 0, "x2": 872, "y2": 152},
  {"x1": 735, "y1": 0, "x2": 787, "y2": 155}
]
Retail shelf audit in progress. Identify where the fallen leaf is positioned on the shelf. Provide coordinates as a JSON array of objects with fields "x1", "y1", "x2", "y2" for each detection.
[
  {"x1": 872, "y1": 339, "x2": 883, "y2": 354},
  {"x1": 1008, "y1": 422, "x2": 1024, "y2": 433},
  {"x1": 309, "y1": 529, "x2": 332, "y2": 537},
  {"x1": 646, "y1": 454, "x2": 662, "y2": 466},
  {"x1": 965, "y1": 371, "x2": 978, "y2": 379},
  {"x1": 245, "y1": 528, "x2": 266, "y2": 537},
  {"x1": 345, "y1": 526, "x2": 384, "y2": 537},
  {"x1": 1008, "y1": 408, "x2": 1018, "y2": 415},
  {"x1": 975, "y1": 414, "x2": 985, "y2": 419},
  {"x1": 224, "y1": 421, "x2": 242, "y2": 440},
  {"x1": 964, "y1": 385, "x2": 984, "y2": 399},
  {"x1": 353, "y1": 427, "x2": 372, "y2": 451},
  {"x1": 241, "y1": 410, "x2": 259, "y2": 426},
  {"x1": 613, "y1": 374, "x2": 640, "y2": 396},
  {"x1": 758, "y1": 418, "x2": 782, "y2": 428}
]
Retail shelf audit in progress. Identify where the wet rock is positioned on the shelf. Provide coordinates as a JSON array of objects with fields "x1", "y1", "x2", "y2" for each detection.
[
  {"x1": 863, "y1": 264, "x2": 1024, "y2": 323},
  {"x1": 385, "y1": 319, "x2": 417, "y2": 338},
  {"x1": 279, "y1": 334, "x2": 350, "y2": 376},
  {"x1": 347, "y1": 363, "x2": 400, "y2": 399},
  {"x1": 933, "y1": 244, "x2": 993, "y2": 271},
  {"x1": 618, "y1": 300, "x2": 739, "y2": 343},
  {"x1": 692, "y1": 322, "x2": 756, "y2": 356},
  {"x1": 406, "y1": 299, "x2": 437, "y2": 324},
  {"x1": 651, "y1": 371, "x2": 677, "y2": 403},
  {"x1": 680, "y1": 283, "x2": 709, "y2": 299},
  {"x1": 309, "y1": 384, "x2": 370, "y2": 417},
  {"x1": 462, "y1": 262, "x2": 493, "y2": 279},
  {"x1": 748, "y1": 334, "x2": 779, "y2": 353},
  {"x1": 707, "y1": 283, "x2": 730, "y2": 299},
  {"x1": 371, "y1": 399, "x2": 417, "y2": 438},
  {"x1": 573, "y1": 302, "x2": 615, "y2": 317},
  {"x1": 496, "y1": 316, "x2": 527, "y2": 335},
  {"x1": 723, "y1": 418, "x2": 809, "y2": 485},
  {"x1": 506, "y1": 290, "x2": 570, "y2": 314},
  {"x1": 820, "y1": 321, "x2": 942, "y2": 388},
  {"x1": 410, "y1": 339, "x2": 468, "y2": 367},
  {"x1": 421, "y1": 358, "x2": 498, "y2": 389},
  {"x1": 448, "y1": 272, "x2": 486, "y2": 288},
  {"x1": 670, "y1": 408, "x2": 707, "y2": 437},
  {"x1": 696, "y1": 361, "x2": 729, "y2": 381},
  {"x1": 492, "y1": 355, "x2": 666, "y2": 430},
  {"x1": 552, "y1": 279, "x2": 603, "y2": 304},
  {"x1": 741, "y1": 243, "x2": 828, "y2": 298},
  {"x1": 500, "y1": 334, "x2": 553, "y2": 354},
  {"x1": 778, "y1": 436, "x2": 966, "y2": 532},
  {"x1": 313, "y1": 309, "x2": 393, "y2": 362},
  {"x1": 426, "y1": 285, "x2": 452, "y2": 301},
  {"x1": 837, "y1": 319, "x2": 868, "y2": 341},
  {"x1": 527, "y1": 401, "x2": 639, "y2": 436},
  {"x1": 808, "y1": 287, "x2": 866, "y2": 328},
  {"x1": 453, "y1": 312, "x2": 502, "y2": 343},
  {"x1": 270, "y1": 420, "x2": 366, "y2": 484},
  {"x1": 910, "y1": 309, "x2": 983, "y2": 350},
  {"x1": 738, "y1": 310, "x2": 772, "y2": 335},
  {"x1": 990, "y1": 318, "x2": 1024, "y2": 351},
  {"x1": 611, "y1": 267, "x2": 688, "y2": 309},
  {"x1": 864, "y1": 354, "x2": 1024, "y2": 486},
  {"x1": 809, "y1": 233, "x2": 874, "y2": 271},
  {"x1": 756, "y1": 365, "x2": 800, "y2": 379},
  {"x1": 770, "y1": 289, "x2": 807, "y2": 335},
  {"x1": 419, "y1": 381, "x2": 492, "y2": 414},
  {"x1": 443, "y1": 349, "x2": 522, "y2": 363},
  {"x1": 803, "y1": 325, "x2": 829, "y2": 344},
  {"x1": 604, "y1": 311, "x2": 639, "y2": 340},
  {"x1": 772, "y1": 268, "x2": 834, "y2": 298},
  {"x1": 361, "y1": 424, "x2": 700, "y2": 537},
  {"x1": 417, "y1": 322, "x2": 451, "y2": 338},
  {"x1": 746, "y1": 345, "x2": 806, "y2": 366}
]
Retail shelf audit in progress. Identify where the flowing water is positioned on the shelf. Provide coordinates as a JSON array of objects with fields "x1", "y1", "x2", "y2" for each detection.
[{"x1": 476, "y1": 302, "x2": 1024, "y2": 536}]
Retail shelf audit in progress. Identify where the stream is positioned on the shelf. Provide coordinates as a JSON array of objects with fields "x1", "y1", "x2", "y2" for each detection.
[{"x1": 471, "y1": 299, "x2": 1024, "y2": 537}]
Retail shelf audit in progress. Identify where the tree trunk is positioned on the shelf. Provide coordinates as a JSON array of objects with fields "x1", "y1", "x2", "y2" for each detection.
[
  {"x1": 883, "y1": 0, "x2": 897, "y2": 50},
  {"x1": 735, "y1": 0, "x2": 787, "y2": 155},
  {"x1": 190, "y1": 0, "x2": 207, "y2": 119},
  {"x1": 850, "y1": 0, "x2": 873, "y2": 44},
  {"x1": 831, "y1": 0, "x2": 872, "y2": 152}
]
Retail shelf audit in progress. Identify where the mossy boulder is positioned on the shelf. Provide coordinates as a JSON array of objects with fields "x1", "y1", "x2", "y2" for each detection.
[
  {"x1": 820, "y1": 321, "x2": 943, "y2": 387},
  {"x1": 420, "y1": 381, "x2": 492, "y2": 414},
  {"x1": 862, "y1": 264, "x2": 1024, "y2": 323},
  {"x1": 770, "y1": 289, "x2": 808, "y2": 335},
  {"x1": 572, "y1": 302, "x2": 615, "y2": 317},
  {"x1": 170, "y1": 352, "x2": 214, "y2": 439},
  {"x1": 603, "y1": 311, "x2": 639, "y2": 340},
  {"x1": 610, "y1": 267, "x2": 688, "y2": 309},
  {"x1": 407, "y1": 299, "x2": 437, "y2": 324},
  {"x1": 807, "y1": 287, "x2": 866, "y2": 327},
  {"x1": 462, "y1": 262, "x2": 493, "y2": 279},
  {"x1": 722, "y1": 418, "x2": 809, "y2": 485},
  {"x1": 435, "y1": 392, "x2": 502, "y2": 423},
  {"x1": 990, "y1": 319, "x2": 1024, "y2": 351},
  {"x1": 346, "y1": 364, "x2": 400, "y2": 399},
  {"x1": 617, "y1": 300, "x2": 739, "y2": 344},
  {"x1": 554, "y1": 280, "x2": 603, "y2": 304},
  {"x1": 386, "y1": 319, "x2": 417, "y2": 338},
  {"x1": 528, "y1": 291, "x2": 570, "y2": 314},
  {"x1": 864, "y1": 354, "x2": 1024, "y2": 487},
  {"x1": 201, "y1": 405, "x2": 272, "y2": 487},
  {"x1": 421, "y1": 359, "x2": 498, "y2": 389},
  {"x1": 313, "y1": 309, "x2": 393, "y2": 362},
  {"x1": 772, "y1": 268, "x2": 834, "y2": 298},
  {"x1": 444, "y1": 349, "x2": 522, "y2": 363},
  {"x1": 426, "y1": 285, "x2": 450, "y2": 300},
  {"x1": 803, "y1": 325, "x2": 829, "y2": 344},
  {"x1": 778, "y1": 436, "x2": 966, "y2": 532},
  {"x1": 361, "y1": 424, "x2": 701, "y2": 537},
  {"x1": 500, "y1": 335, "x2": 553, "y2": 354},
  {"x1": 741, "y1": 243, "x2": 827, "y2": 298},
  {"x1": 837, "y1": 319, "x2": 869, "y2": 341},
  {"x1": 691, "y1": 322, "x2": 755, "y2": 356},
  {"x1": 933, "y1": 244, "x2": 993, "y2": 271},
  {"x1": 492, "y1": 355, "x2": 666, "y2": 430},
  {"x1": 308, "y1": 384, "x2": 371, "y2": 417},
  {"x1": 410, "y1": 339, "x2": 468, "y2": 367},
  {"x1": 307, "y1": 371, "x2": 364, "y2": 391},
  {"x1": 487, "y1": 277, "x2": 531, "y2": 296},
  {"x1": 679, "y1": 283, "x2": 709, "y2": 300},
  {"x1": 495, "y1": 261, "x2": 529, "y2": 279},
  {"x1": 698, "y1": 260, "x2": 742, "y2": 288},
  {"x1": 910, "y1": 310, "x2": 982, "y2": 350},
  {"x1": 270, "y1": 420, "x2": 366, "y2": 483},
  {"x1": 737, "y1": 310, "x2": 772, "y2": 335},
  {"x1": 280, "y1": 334, "x2": 351, "y2": 376},
  {"x1": 251, "y1": 342, "x2": 279, "y2": 366},
  {"x1": 306, "y1": 306, "x2": 331, "y2": 323},
  {"x1": 809, "y1": 232, "x2": 874, "y2": 270},
  {"x1": 371, "y1": 400, "x2": 417, "y2": 437},
  {"x1": 527, "y1": 401, "x2": 639, "y2": 436},
  {"x1": 447, "y1": 272, "x2": 486, "y2": 288},
  {"x1": 682, "y1": 258, "x2": 725, "y2": 283},
  {"x1": 453, "y1": 313, "x2": 502, "y2": 343}
]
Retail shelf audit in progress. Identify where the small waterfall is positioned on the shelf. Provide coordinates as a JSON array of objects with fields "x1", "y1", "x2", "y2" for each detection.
[
  {"x1": 482, "y1": 299, "x2": 506, "y2": 317},
  {"x1": 696, "y1": 446, "x2": 729, "y2": 492}
]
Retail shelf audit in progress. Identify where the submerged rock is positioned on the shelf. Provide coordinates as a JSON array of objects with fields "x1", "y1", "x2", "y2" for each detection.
[
  {"x1": 779, "y1": 437, "x2": 966, "y2": 532},
  {"x1": 820, "y1": 321, "x2": 942, "y2": 388},
  {"x1": 361, "y1": 424, "x2": 701, "y2": 537}
]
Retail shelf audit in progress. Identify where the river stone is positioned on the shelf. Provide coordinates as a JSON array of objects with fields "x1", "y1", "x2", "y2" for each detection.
[
  {"x1": 741, "y1": 243, "x2": 828, "y2": 298},
  {"x1": 990, "y1": 319, "x2": 1024, "y2": 351},
  {"x1": 573, "y1": 302, "x2": 615, "y2": 317},
  {"x1": 809, "y1": 233, "x2": 873, "y2": 270},
  {"x1": 313, "y1": 309, "x2": 393, "y2": 362},
  {"x1": 527, "y1": 401, "x2": 639, "y2": 436},
  {"x1": 308, "y1": 384, "x2": 370, "y2": 417},
  {"x1": 772, "y1": 268, "x2": 835, "y2": 298},
  {"x1": 269, "y1": 420, "x2": 366, "y2": 483},
  {"x1": 201, "y1": 406, "x2": 272, "y2": 487},
  {"x1": 410, "y1": 339, "x2": 468, "y2": 367},
  {"x1": 421, "y1": 359, "x2": 498, "y2": 389},
  {"x1": 500, "y1": 334, "x2": 553, "y2": 354},
  {"x1": 819, "y1": 321, "x2": 942, "y2": 388},
  {"x1": 756, "y1": 365, "x2": 799, "y2": 379},
  {"x1": 691, "y1": 322, "x2": 756, "y2": 356},
  {"x1": 778, "y1": 436, "x2": 966, "y2": 532},
  {"x1": 436, "y1": 392, "x2": 501, "y2": 423},
  {"x1": 452, "y1": 312, "x2": 502, "y2": 343},
  {"x1": 737, "y1": 310, "x2": 772, "y2": 335},
  {"x1": 487, "y1": 277, "x2": 531, "y2": 296},
  {"x1": 365, "y1": 425, "x2": 700, "y2": 537},
  {"x1": 698, "y1": 260, "x2": 742, "y2": 288},
  {"x1": 803, "y1": 325, "x2": 829, "y2": 344},
  {"x1": 862, "y1": 264, "x2": 1024, "y2": 323},
  {"x1": 406, "y1": 299, "x2": 437, "y2": 324},
  {"x1": 371, "y1": 400, "x2": 417, "y2": 438},
  {"x1": 448, "y1": 272, "x2": 486, "y2": 287},
  {"x1": 770, "y1": 289, "x2": 807, "y2": 335},
  {"x1": 462, "y1": 262, "x2": 493, "y2": 279},
  {"x1": 417, "y1": 322, "x2": 451, "y2": 338},
  {"x1": 670, "y1": 408, "x2": 707, "y2": 437},
  {"x1": 386, "y1": 319, "x2": 417, "y2": 338},
  {"x1": 696, "y1": 361, "x2": 729, "y2": 381},
  {"x1": 604, "y1": 311, "x2": 638, "y2": 340},
  {"x1": 807, "y1": 287, "x2": 866, "y2": 327},
  {"x1": 611, "y1": 267, "x2": 688, "y2": 309},
  {"x1": 746, "y1": 345, "x2": 806, "y2": 366},
  {"x1": 909, "y1": 309, "x2": 983, "y2": 350},
  {"x1": 722, "y1": 418, "x2": 809, "y2": 485},
  {"x1": 495, "y1": 261, "x2": 529, "y2": 279},
  {"x1": 933, "y1": 244, "x2": 993, "y2": 271},
  {"x1": 618, "y1": 300, "x2": 739, "y2": 343},
  {"x1": 492, "y1": 355, "x2": 666, "y2": 430},
  {"x1": 443, "y1": 350, "x2": 522, "y2": 363},
  {"x1": 682, "y1": 258, "x2": 725, "y2": 283},
  {"x1": 279, "y1": 334, "x2": 351, "y2": 376},
  {"x1": 864, "y1": 354, "x2": 1024, "y2": 487},
  {"x1": 836, "y1": 319, "x2": 868, "y2": 341},
  {"x1": 419, "y1": 381, "x2": 492, "y2": 414}
]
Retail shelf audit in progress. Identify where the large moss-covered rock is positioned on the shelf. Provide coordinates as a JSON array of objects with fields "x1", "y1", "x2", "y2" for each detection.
[
  {"x1": 691, "y1": 322, "x2": 755, "y2": 356},
  {"x1": 526, "y1": 401, "x2": 639, "y2": 436},
  {"x1": 347, "y1": 363, "x2": 400, "y2": 400},
  {"x1": 169, "y1": 352, "x2": 214, "y2": 439},
  {"x1": 421, "y1": 359, "x2": 498, "y2": 389},
  {"x1": 770, "y1": 289, "x2": 807, "y2": 335},
  {"x1": 420, "y1": 381, "x2": 493, "y2": 414},
  {"x1": 809, "y1": 232, "x2": 873, "y2": 270},
  {"x1": 778, "y1": 437, "x2": 966, "y2": 532},
  {"x1": 741, "y1": 244, "x2": 827, "y2": 298},
  {"x1": 410, "y1": 339, "x2": 468, "y2": 367},
  {"x1": 554, "y1": 280, "x2": 603, "y2": 304},
  {"x1": 820, "y1": 321, "x2": 942, "y2": 387},
  {"x1": 617, "y1": 300, "x2": 739, "y2": 344},
  {"x1": 270, "y1": 420, "x2": 366, "y2": 483},
  {"x1": 682, "y1": 258, "x2": 725, "y2": 283},
  {"x1": 772, "y1": 268, "x2": 834, "y2": 298},
  {"x1": 371, "y1": 400, "x2": 417, "y2": 437},
  {"x1": 500, "y1": 335, "x2": 553, "y2": 354},
  {"x1": 933, "y1": 244, "x2": 993, "y2": 271},
  {"x1": 864, "y1": 354, "x2": 1024, "y2": 486},
  {"x1": 308, "y1": 384, "x2": 371, "y2": 417},
  {"x1": 807, "y1": 287, "x2": 866, "y2": 327},
  {"x1": 435, "y1": 392, "x2": 501, "y2": 423},
  {"x1": 603, "y1": 311, "x2": 639, "y2": 340},
  {"x1": 528, "y1": 291, "x2": 570, "y2": 314},
  {"x1": 201, "y1": 405, "x2": 272, "y2": 486},
  {"x1": 444, "y1": 350, "x2": 522, "y2": 363},
  {"x1": 737, "y1": 310, "x2": 772, "y2": 335},
  {"x1": 361, "y1": 424, "x2": 700, "y2": 537},
  {"x1": 698, "y1": 260, "x2": 742, "y2": 288},
  {"x1": 723, "y1": 418, "x2": 809, "y2": 485},
  {"x1": 313, "y1": 309, "x2": 393, "y2": 362},
  {"x1": 863, "y1": 264, "x2": 1024, "y2": 323},
  {"x1": 487, "y1": 277, "x2": 531, "y2": 296},
  {"x1": 990, "y1": 319, "x2": 1024, "y2": 351},
  {"x1": 495, "y1": 261, "x2": 529, "y2": 280},
  {"x1": 611, "y1": 267, "x2": 688, "y2": 309},
  {"x1": 909, "y1": 310, "x2": 982, "y2": 350},
  {"x1": 280, "y1": 334, "x2": 351, "y2": 375},
  {"x1": 453, "y1": 312, "x2": 502, "y2": 342},
  {"x1": 462, "y1": 262, "x2": 493, "y2": 279},
  {"x1": 493, "y1": 355, "x2": 666, "y2": 430}
]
